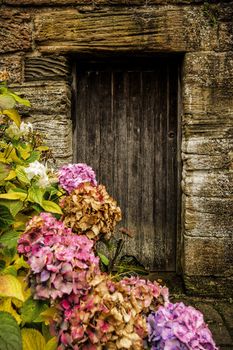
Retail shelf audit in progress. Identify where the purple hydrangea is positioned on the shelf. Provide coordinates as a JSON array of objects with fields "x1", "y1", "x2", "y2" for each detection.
[
  {"x1": 58, "y1": 163, "x2": 97, "y2": 193},
  {"x1": 147, "y1": 302, "x2": 218, "y2": 350},
  {"x1": 18, "y1": 213, "x2": 100, "y2": 300}
]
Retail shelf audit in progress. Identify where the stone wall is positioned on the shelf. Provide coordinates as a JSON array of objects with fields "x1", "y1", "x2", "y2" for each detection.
[{"x1": 0, "y1": 0, "x2": 232, "y2": 296}]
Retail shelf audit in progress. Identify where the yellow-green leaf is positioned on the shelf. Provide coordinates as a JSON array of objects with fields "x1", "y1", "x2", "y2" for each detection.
[
  {"x1": 36, "y1": 146, "x2": 49, "y2": 152},
  {"x1": 3, "y1": 109, "x2": 21, "y2": 127},
  {"x1": 0, "y1": 275, "x2": 25, "y2": 301},
  {"x1": 16, "y1": 166, "x2": 30, "y2": 185},
  {"x1": 45, "y1": 337, "x2": 57, "y2": 350},
  {"x1": 21, "y1": 328, "x2": 46, "y2": 350},
  {"x1": 0, "y1": 298, "x2": 21, "y2": 324},
  {"x1": 0, "y1": 192, "x2": 27, "y2": 200},
  {"x1": 9, "y1": 92, "x2": 31, "y2": 107},
  {"x1": 5, "y1": 170, "x2": 17, "y2": 180},
  {"x1": 0, "y1": 94, "x2": 16, "y2": 110},
  {"x1": 41, "y1": 200, "x2": 62, "y2": 214}
]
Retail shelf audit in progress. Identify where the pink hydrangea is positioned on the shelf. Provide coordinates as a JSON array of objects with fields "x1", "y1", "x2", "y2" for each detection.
[
  {"x1": 18, "y1": 212, "x2": 72, "y2": 258},
  {"x1": 147, "y1": 302, "x2": 218, "y2": 350},
  {"x1": 58, "y1": 163, "x2": 97, "y2": 193},
  {"x1": 18, "y1": 213, "x2": 100, "y2": 300}
]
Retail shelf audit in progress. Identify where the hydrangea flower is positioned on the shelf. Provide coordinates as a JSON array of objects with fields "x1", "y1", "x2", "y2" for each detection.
[
  {"x1": 147, "y1": 302, "x2": 218, "y2": 350},
  {"x1": 18, "y1": 213, "x2": 100, "y2": 300},
  {"x1": 60, "y1": 183, "x2": 122, "y2": 240},
  {"x1": 55, "y1": 275, "x2": 168, "y2": 350},
  {"x1": 6, "y1": 121, "x2": 33, "y2": 139},
  {"x1": 58, "y1": 163, "x2": 97, "y2": 193}
]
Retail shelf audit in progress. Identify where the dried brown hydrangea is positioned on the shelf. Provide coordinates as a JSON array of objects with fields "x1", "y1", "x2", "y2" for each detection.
[{"x1": 60, "y1": 183, "x2": 122, "y2": 240}]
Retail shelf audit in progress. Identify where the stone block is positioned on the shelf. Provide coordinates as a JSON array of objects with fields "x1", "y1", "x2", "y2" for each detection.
[
  {"x1": 183, "y1": 153, "x2": 231, "y2": 171},
  {"x1": 184, "y1": 208, "x2": 233, "y2": 237},
  {"x1": 184, "y1": 52, "x2": 233, "y2": 88},
  {"x1": 183, "y1": 86, "x2": 233, "y2": 117},
  {"x1": 0, "y1": 54, "x2": 23, "y2": 83},
  {"x1": 34, "y1": 6, "x2": 218, "y2": 54},
  {"x1": 184, "y1": 275, "x2": 233, "y2": 298},
  {"x1": 11, "y1": 82, "x2": 71, "y2": 115},
  {"x1": 0, "y1": 10, "x2": 32, "y2": 53},
  {"x1": 183, "y1": 236, "x2": 233, "y2": 276},
  {"x1": 24, "y1": 55, "x2": 70, "y2": 82},
  {"x1": 26, "y1": 115, "x2": 73, "y2": 166},
  {"x1": 182, "y1": 137, "x2": 233, "y2": 156},
  {"x1": 183, "y1": 171, "x2": 233, "y2": 197}
]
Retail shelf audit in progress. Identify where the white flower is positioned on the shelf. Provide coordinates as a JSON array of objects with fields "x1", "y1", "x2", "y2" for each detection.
[
  {"x1": 25, "y1": 161, "x2": 51, "y2": 188},
  {"x1": 6, "y1": 121, "x2": 33, "y2": 139}
]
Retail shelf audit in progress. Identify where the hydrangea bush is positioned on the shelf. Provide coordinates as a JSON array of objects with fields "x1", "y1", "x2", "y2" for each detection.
[{"x1": 0, "y1": 72, "x2": 218, "y2": 350}]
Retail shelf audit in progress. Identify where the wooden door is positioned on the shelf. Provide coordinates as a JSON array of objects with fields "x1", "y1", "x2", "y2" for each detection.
[{"x1": 73, "y1": 58, "x2": 180, "y2": 271}]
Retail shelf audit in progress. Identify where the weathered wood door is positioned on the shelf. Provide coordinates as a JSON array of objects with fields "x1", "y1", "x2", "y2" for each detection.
[{"x1": 73, "y1": 58, "x2": 180, "y2": 271}]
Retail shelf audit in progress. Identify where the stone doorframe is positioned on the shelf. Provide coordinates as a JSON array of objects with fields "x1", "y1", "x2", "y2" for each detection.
[{"x1": 1, "y1": 2, "x2": 232, "y2": 296}]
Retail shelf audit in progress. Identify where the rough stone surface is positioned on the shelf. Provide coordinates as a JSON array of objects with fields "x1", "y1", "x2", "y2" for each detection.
[
  {"x1": 10, "y1": 82, "x2": 73, "y2": 165},
  {"x1": 2, "y1": 0, "x2": 217, "y2": 5},
  {"x1": 0, "y1": 54, "x2": 23, "y2": 83},
  {"x1": 184, "y1": 275, "x2": 233, "y2": 298},
  {"x1": 183, "y1": 236, "x2": 233, "y2": 276},
  {"x1": 27, "y1": 115, "x2": 73, "y2": 166},
  {"x1": 24, "y1": 55, "x2": 70, "y2": 81},
  {"x1": 0, "y1": 10, "x2": 32, "y2": 53},
  {"x1": 34, "y1": 7, "x2": 219, "y2": 53}
]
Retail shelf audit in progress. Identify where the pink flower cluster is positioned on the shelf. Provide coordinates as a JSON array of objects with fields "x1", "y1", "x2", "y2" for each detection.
[
  {"x1": 147, "y1": 302, "x2": 218, "y2": 350},
  {"x1": 18, "y1": 213, "x2": 100, "y2": 300},
  {"x1": 55, "y1": 276, "x2": 169, "y2": 350},
  {"x1": 58, "y1": 163, "x2": 97, "y2": 193}
]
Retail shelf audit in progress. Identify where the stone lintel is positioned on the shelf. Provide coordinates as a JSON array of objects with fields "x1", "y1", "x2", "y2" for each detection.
[{"x1": 34, "y1": 7, "x2": 219, "y2": 54}]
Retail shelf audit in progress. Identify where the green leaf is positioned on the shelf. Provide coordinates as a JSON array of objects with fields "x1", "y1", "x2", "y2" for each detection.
[
  {"x1": 98, "y1": 252, "x2": 109, "y2": 266},
  {"x1": 16, "y1": 167, "x2": 31, "y2": 185},
  {"x1": 45, "y1": 337, "x2": 57, "y2": 350},
  {"x1": 21, "y1": 328, "x2": 45, "y2": 350},
  {"x1": 28, "y1": 186, "x2": 44, "y2": 205},
  {"x1": 0, "y1": 162, "x2": 10, "y2": 181},
  {"x1": 0, "y1": 275, "x2": 25, "y2": 301},
  {"x1": 0, "y1": 311, "x2": 22, "y2": 350},
  {"x1": 0, "y1": 205, "x2": 14, "y2": 228},
  {"x1": 25, "y1": 151, "x2": 40, "y2": 164},
  {"x1": 3, "y1": 109, "x2": 21, "y2": 127},
  {"x1": 20, "y1": 297, "x2": 48, "y2": 324},
  {"x1": 0, "y1": 200, "x2": 23, "y2": 217},
  {"x1": 8, "y1": 92, "x2": 31, "y2": 107},
  {"x1": 0, "y1": 94, "x2": 16, "y2": 110},
  {"x1": 0, "y1": 230, "x2": 20, "y2": 250},
  {"x1": 41, "y1": 200, "x2": 62, "y2": 214}
]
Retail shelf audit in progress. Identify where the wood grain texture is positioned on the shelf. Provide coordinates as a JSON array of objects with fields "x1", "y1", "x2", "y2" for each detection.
[
  {"x1": 34, "y1": 7, "x2": 218, "y2": 53},
  {"x1": 74, "y1": 59, "x2": 179, "y2": 271}
]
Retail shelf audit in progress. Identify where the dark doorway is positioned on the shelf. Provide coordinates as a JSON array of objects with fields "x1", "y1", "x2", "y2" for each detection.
[{"x1": 73, "y1": 57, "x2": 181, "y2": 271}]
